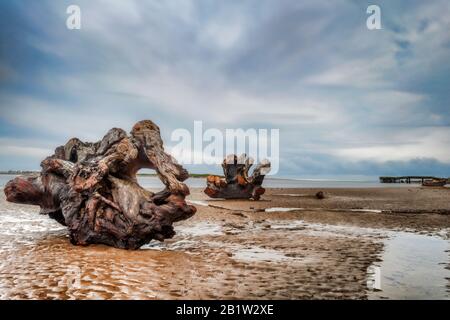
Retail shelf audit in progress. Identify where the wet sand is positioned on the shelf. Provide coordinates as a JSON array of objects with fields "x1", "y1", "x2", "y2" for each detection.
[{"x1": 0, "y1": 187, "x2": 449, "y2": 299}]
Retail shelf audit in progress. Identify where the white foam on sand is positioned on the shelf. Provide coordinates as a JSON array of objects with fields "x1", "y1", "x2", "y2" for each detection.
[
  {"x1": 177, "y1": 222, "x2": 223, "y2": 237},
  {"x1": 264, "y1": 207, "x2": 383, "y2": 213},
  {"x1": 265, "y1": 207, "x2": 303, "y2": 212},
  {"x1": 187, "y1": 200, "x2": 209, "y2": 207},
  {"x1": 233, "y1": 247, "x2": 291, "y2": 262}
]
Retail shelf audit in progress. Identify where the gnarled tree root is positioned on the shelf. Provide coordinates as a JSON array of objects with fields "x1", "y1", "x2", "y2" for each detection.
[
  {"x1": 204, "y1": 154, "x2": 271, "y2": 200},
  {"x1": 4, "y1": 120, "x2": 196, "y2": 249}
]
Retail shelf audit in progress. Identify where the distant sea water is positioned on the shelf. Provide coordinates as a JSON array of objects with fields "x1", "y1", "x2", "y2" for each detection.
[{"x1": 0, "y1": 174, "x2": 419, "y2": 189}]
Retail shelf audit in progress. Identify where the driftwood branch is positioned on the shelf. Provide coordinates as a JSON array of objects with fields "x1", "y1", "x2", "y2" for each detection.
[
  {"x1": 204, "y1": 154, "x2": 271, "y2": 200},
  {"x1": 4, "y1": 120, "x2": 196, "y2": 249}
]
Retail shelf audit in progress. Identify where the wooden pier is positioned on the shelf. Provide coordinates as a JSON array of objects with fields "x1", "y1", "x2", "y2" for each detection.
[{"x1": 379, "y1": 176, "x2": 444, "y2": 184}]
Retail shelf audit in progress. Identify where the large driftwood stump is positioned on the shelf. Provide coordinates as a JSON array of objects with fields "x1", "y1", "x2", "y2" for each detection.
[
  {"x1": 204, "y1": 154, "x2": 271, "y2": 200},
  {"x1": 4, "y1": 120, "x2": 196, "y2": 249}
]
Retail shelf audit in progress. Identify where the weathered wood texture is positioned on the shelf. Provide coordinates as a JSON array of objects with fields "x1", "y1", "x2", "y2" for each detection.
[
  {"x1": 4, "y1": 120, "x2": 196, "y2": 249},
  {"x1": 204, "y1": 154, "x2": 271, "y2": 200}
]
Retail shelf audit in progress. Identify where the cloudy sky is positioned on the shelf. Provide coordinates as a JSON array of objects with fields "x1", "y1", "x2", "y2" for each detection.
[{"x1": 0, "y1": 0, "x2": 449, "y2": 179}]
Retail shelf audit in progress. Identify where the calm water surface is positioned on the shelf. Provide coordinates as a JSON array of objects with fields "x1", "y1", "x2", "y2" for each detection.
[{"x1": 0, "y1": 174, "x2": 419, "y2": 189}]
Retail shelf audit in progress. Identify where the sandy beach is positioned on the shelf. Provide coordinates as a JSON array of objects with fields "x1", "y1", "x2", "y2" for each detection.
[
  {"x1": 2, "y1": 0, "x2": 450, "y2": 308},
  {"x1": 0, "y1": 186, "x2": 449, "y2": 299}
]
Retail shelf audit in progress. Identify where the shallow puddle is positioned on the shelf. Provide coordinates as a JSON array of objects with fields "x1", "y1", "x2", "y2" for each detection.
[{"x1": 367, "y1": 232, "x2": 449, "y2": 299}]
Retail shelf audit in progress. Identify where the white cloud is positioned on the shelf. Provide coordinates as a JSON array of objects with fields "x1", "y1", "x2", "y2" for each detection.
[
  {"x1": 0, "y1": 138, "x2": 52, "y2": 159},
  {"x1": 0, "y1": 95, "x2": 138, "y2": 142},
  {"x1": 332, "y1": 127, "x2": 450, "y2": 162}
]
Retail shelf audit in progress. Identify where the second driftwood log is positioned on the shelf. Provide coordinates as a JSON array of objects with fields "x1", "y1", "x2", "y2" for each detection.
[{"x1": 204, "y1": 154, "x2": 271, "y2": 200}]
